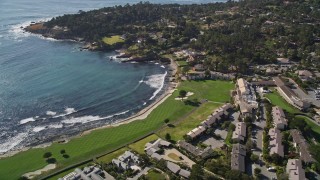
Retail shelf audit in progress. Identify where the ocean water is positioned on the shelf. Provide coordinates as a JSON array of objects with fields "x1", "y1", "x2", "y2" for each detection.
[{"x1": 0, "y1": 0, "x2": 226, "y2": 154}]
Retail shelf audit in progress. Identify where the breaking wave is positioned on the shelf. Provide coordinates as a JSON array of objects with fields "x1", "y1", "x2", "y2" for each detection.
[
  {"x1": 0, "y1": 133, "x2": 28, "y2": 153},
  {"x1": 144, "y1": 71, "x2": 167, "y2": 100}
]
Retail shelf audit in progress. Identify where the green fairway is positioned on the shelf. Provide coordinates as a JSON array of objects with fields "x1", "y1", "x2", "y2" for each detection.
[
  {"x1": 129, "y1": 134, "x2": 159, "y2": 154},
  {"x1": 0, "y1": 80, "x2": 233, "y2": 179},
  {"x1": 102, "y1": 35, "x2": 124, "y2": 45},
  {"x1": 180, "y1": 80, "x2": 234, "y2": 102},
  {"x1": 265, "y1": 91, "x2": 300, "y2": 113}
]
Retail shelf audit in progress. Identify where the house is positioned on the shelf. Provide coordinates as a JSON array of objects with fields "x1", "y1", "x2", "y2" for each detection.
[
  {"x1": 273, "y1": 77, "x2": 310, "y2": 110},
  {"x1": 290, "y1": 129, "x2": 315, "y2": 163},
  {"x1": 232, "y1": 122, "x2": 247, "y2": 142},
  {"x1": 112, "y1": 151, "x2": 140, "y2": 171},
  {"x1": 186, "y1": 71, "x2": 205, "y2": 80},
  {"x1": 296, "y1": 70, "x2": 313, "y2": 81},
  {"x1": 59, "y1": 166, "x2": 114, "y2": 180},
  {"x1": 201, "y1": 103, "x2": 232, "y2": 127},
  {"x1": 235, "y1": 78, "x2": 258, "y2": 116},
  {"x1": 179, "y1": 169, "x2": 191, "y2": 179},
  {"x1": 231, "y1": 143, "x2": 246, "y2": 172},
  {"x1": 166, "y1": 161, "x2": 190, "y2": 178},
  {"x1": 210, "y1": 71, "x2": 235, "y2": 80},
  {"x1": 187, "y1": 126, "x2": 206, "y2": 139},
  {"x1": 178, "y1": 140, "x2": 213, "y2": 159},
  {"x1": 269, "y1": 128, "x2": 284, "y2": 157},
  {"x1": 272, "y1": 106, "x2": 287, "y2": 130},
  {"x1": 277, "y1": 58, "x2": 290, "y2": 64},
  {"x1": 145, "y1": 138, "x2": 171, "y2": 161},
  {"x1": 286, "y1": 159, "x2": 305, "y2": 180}
]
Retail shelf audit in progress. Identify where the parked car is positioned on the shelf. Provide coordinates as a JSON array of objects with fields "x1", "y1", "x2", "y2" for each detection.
[{"x1": 267, "y1": 167, "x2": 276, "y2": 171}]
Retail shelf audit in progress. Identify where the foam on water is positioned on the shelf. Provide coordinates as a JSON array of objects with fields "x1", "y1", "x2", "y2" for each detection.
[
  {"x1": 144, "y1": 71, "x2": 167, "y2": 100},
  {"x1": 53, "y1": 107, "x2": 77, "y2": 118},
  {"x1": 0, "y1": 133, "x2": 28, "y2": 153},
  {"x1": 46, "y1": 111, "x2": 57, "y2": 116},
  {"x1": 9, "y1": 18, "x2": 51, "y2": 40},
  {"x1": 61, "y1": 115, "x2": 102, "y2": 124},
  {"x1": 48, "y1": 124, "x2": 63, "y2": 129},
  {"x1": 62, "y1": 110, "x2": 130, "y2": 124},
  {"x1": 33, "y1": 126, "x2": 46, "y2": 132},
  {"x1": 19, "y1": 117, "x2": 36, "y2": 125}
]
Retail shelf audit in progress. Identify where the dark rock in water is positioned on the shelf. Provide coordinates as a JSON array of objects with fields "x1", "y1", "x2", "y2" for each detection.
[{"x1": 116, "y1": 54, "x2": 131, "y2": 58}]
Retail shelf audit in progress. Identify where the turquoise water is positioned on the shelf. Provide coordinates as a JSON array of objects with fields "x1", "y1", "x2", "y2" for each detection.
[{"x1": 0, "y1": 0, "x2": 226, "y2": 153}]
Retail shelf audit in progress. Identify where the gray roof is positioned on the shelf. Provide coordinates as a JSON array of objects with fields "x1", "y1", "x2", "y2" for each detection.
[
  {"x1": 231, "y1": 144, "x2": 246, "y2": 172},
  {"x1": 286, "y1": 159, "x2": 305, "y2": 180},
  {"x1": 269, "y1": 128, "x2": 284, "y2": 157},
  {"x1": 290, "y1": 129, "x2": 315, "y2": 163},
  {"x1": 178, "y1": 140, "x2": 212, "y2": 159},
  {"x1": 179, "y1": 169, "x2": 191, "y2": 178},
  {"x1": 166, "y1": 161, "x2": 181, "y2": 174}
]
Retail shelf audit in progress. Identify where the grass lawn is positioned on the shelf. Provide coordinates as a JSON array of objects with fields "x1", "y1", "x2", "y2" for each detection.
[
  {"x1": 176, "y1": 60, "x2": 188, "y2": 67},
  {"x1": 168, "y1": 153, "x2": 181, "y2": 161},
  {"x1": 224, "y1": 128, "x2": 233, "y2": 146},
  {"x1": 0, "y1": 80, "x2": 233, "y2": 179},
  {"x1": 295, "y1": 115, "x2": 320, "y2": 142},
  {"x1": 129, "y1": 134, "x2": 159, "y2": 154},
  {"x1": 158, "y1": 102, "x2": 221, "y2": 141},
  {"x1": 146, "y1": 169, "x2": 166, "y2": 180},
  {"x1": 102, "y1": 35, "x2": 124, "y2": 45},
  {"x1": 97, "y1": 147, "x2": 129, "y2": 164},
  {"x1": 265, "y1": 91, "x2": 300, "y2": 114}
]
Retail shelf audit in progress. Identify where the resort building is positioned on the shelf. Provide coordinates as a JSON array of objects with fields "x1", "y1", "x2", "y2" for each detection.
[
  {"x1": 273, "y1": 77, "x2": 310, "y2": 110},
  {"x1": 144, "y1": 138, "x2": 171, "y2": 161},
  {"x1": 232, "y1": 122, "x2": 247, "y2": 142},
  {"x1": 178, "y1": 140, "x2": 213, "y2": 159},
  {"x1": 166, "y1": 161, "x2": 190, "y2": 179},
  {"x1": 112, "y1": 151, "x2": 141, "y2": 171},
  {"x1": 272, "y1": 106, "x2": 287, "y2": 130},
  {"x1": 235, "y1": 78, "x2": 258, "y2": 116},
  {"x1": 269, "y1": 128, "x2": 284, "y2": 157},
  {"x1": 201, "y1": 103, "x2": 232, "y2": 127},
  {"x1": 290, "y1": 129, "x2": 315, "y2": 163},
  {"x1": 186, "y1": 71, "x2": 235, "y2": 81},
  {"x1": 286, "y1": 159, "x2": 305, "y2": 180},
  {"x1": 59, "y1": 166, "x2": 114, "y2": 180},
  {"x1": 296, "y1": 70, "x2": 313, "y2": 82},
  {"x1": 187, "y1": 125, "x2": 206, "y2": 139},
  {"x1": 231, "y1": 143, "x2": 246, "y2": 172},
  {"x1": 209, "y1": 71, "x2": 235, "y2": 80}
]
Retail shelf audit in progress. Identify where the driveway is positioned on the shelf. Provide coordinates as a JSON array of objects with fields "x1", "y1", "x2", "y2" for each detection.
[
  {"x1": 251, "y1": 163, "x2": 277, "y2": 180},
  {"x1": 163, "y1": 148, "x2": 195, "y2": 168}
]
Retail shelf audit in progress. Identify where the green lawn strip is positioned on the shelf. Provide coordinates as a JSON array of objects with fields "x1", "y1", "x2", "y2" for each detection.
[
  {"x1": 102, "y1": 35, "x2": 124, "y2": 45},
  {"x1": 265, "y1": 91, "x2": 300, "y2": 114},
  {"x1": 295, "y1": 115, "x2": 320, "y2": 142},
  {"x1": 146, "y1": 169, "x2": 166, "y2": 180},
  {"x1": 97, "y1": 147, "x2": 129, "y2": 164},
  {"x1": 0, "y1": 80, "x2": 233, "y2": 179},
  {"x1": 129, "y1": 134, "x2": 159, "y2": 154},
  {"x1": 158, "y1": 102, "x2": 222, "y2": 141},
  {"x1": 224, "y1": 128, "x2": 233, "y2": 146}
]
